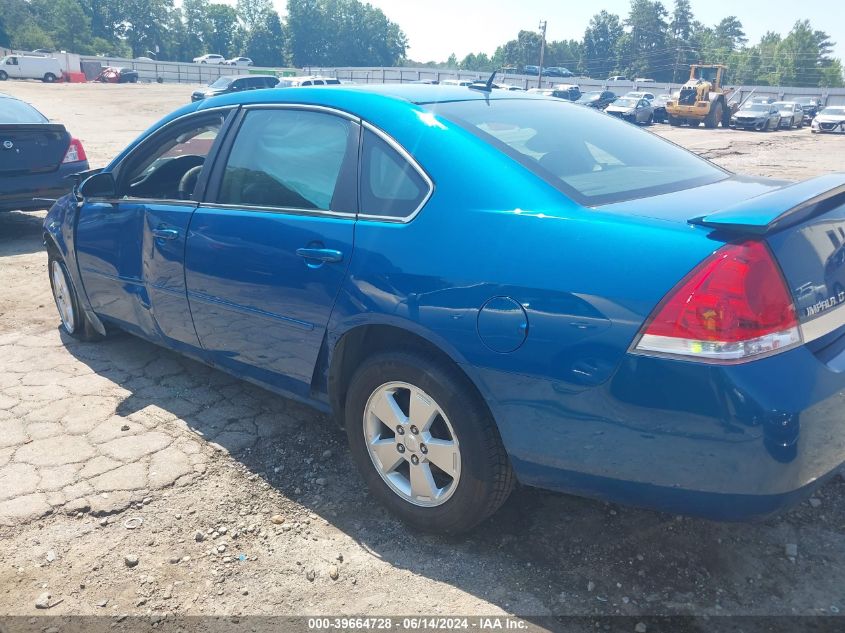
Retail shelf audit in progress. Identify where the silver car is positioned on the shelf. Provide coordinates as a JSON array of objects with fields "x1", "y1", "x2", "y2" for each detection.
[
  {"x1": 605, "y1": 97, "x2": 654, "y2": 125},
  {"x1": 773, "y1": 101, "x2": 805, "y2": 128}
]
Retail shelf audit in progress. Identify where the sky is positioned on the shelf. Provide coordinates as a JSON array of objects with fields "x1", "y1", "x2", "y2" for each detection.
[{"x1": 250, "y1": 0, "x2": 844, "y2": 62}]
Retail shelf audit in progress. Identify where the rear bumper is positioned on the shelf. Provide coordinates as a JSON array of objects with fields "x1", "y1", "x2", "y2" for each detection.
[
  {"x1": 474, "y1": 341, "x2": 845, "y2": 521},
  {"x1": 0, "y1": 160, "x2": 88, "y2": 211}
]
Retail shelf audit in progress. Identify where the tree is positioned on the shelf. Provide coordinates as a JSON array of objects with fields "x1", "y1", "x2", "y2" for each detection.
[
  {"x1": 670, "y1": 0, "x2": 693, "y2": 41},
  {"x1": 0, "y1": 13, "x2": 11, "y2": 48},
  {"x1": 206, "y1": 3, "x2": 239, "y2": 57},
  {"x1": 582, "y1": 11, "x2": 623, "y2": 78},
  {"x1": 245, "y1": 10, "x2": 285, "y2": 66},
  {"x1": 713, "y1": 16, "x2": 746, "y2": 51},
  {"x1": 237, "y1": 0, "x2": 274, "y2": 31},
  {"x1": 619, "y1": 0, "x2": 672, "y2": 81}
]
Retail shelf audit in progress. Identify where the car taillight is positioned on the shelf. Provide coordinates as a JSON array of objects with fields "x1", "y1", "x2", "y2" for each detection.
[
  {"x1": 62, "y1": 138, "x2": 87, "y2": 164},
  {"x1": 633, "y1": 240, "x2": 800, "y2": 362}
]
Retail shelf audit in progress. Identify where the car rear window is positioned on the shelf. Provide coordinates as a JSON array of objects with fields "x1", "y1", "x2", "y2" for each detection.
[
  {"x1": 431, "y1": 98, "x2": 727, "y2": 206},
  {"x1": 0, "y1": 98, "x2": 49, "y2": 124}
]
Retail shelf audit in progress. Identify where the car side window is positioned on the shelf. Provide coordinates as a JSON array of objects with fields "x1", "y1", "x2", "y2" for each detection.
[
  {"x1": 360, "y1": 128, "x2": 429, "y2": 220},
  {"x1": 120, "y1": 113, "x2": 225, "y2": 201},
  {"x1": 217, "y1": 109, "x2": 356, "y2": 212}
]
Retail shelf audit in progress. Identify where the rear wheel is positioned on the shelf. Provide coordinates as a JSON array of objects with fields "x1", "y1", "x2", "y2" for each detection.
[
  {"x1": 48, "y1": 253, "x2": 105, "y2": 342},
  {"x1": 345, "y1": 350, "x2": 514, "y2": 534},
  {"x1": 0, "y1": 70, "x2": 7, "y2": 81},
  {"x1": 43, "y1": 72, "x2": 57, "y2": 83},
  {"x1": 668, "y1": 115, "x2": 682, "y2": 126}
]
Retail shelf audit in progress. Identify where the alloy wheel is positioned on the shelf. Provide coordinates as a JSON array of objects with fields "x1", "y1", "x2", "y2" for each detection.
[
  {"x1": 51, "y1": 260, "x2": 76, "y2": 334},
  {"x1": 363, "y1": 381, "x2": 461, "y2": 507}
]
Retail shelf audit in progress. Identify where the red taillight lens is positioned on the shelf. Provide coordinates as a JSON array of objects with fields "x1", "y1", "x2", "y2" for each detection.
[
  {"x1": 62, "y1": 138, "x2": 87, "y2": 164},
  {"x1": 634, "y1": 240, "x2": 800, "y2": 362}
]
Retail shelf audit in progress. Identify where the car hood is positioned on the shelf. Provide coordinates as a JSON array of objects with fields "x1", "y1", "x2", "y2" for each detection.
[
  {"x1": 598, "y1": 175, "x2": 789, "y2": 224},
  {"x1": 606, "y1": 105, "x2": 634, "y2": 113},
  {"x1": 817, "y1": 115, "x2": 845, "y2": 123},
  {"x1": 735, "y1": 111, "x2": 768, "y2": 117}
]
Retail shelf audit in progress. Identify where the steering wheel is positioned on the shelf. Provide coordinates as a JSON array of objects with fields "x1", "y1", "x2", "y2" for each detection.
[{"x1": 178, "y1": 165, "x2": 204, "y2": 200}]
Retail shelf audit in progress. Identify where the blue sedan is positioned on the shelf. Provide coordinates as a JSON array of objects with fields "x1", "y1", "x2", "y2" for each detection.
[{"x1": 44, "y1": 85, "x2": 845, "y2": 533}]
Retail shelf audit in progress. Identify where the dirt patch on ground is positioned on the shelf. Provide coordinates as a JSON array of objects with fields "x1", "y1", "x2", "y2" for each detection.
[{"x1": 2, "y1": 81, "x2": 845, "y2": 626}]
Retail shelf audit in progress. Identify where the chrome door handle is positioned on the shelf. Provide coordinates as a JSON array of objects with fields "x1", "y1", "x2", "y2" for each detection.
[
  {"x1": 152, "y1": 228, "x2": 179, "y2": 240},
  {"x1": 296, "y1": 248, "x2": 343, "y2": 263}
]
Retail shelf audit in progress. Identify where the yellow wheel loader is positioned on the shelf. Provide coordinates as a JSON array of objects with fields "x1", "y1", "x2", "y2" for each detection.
[{"x1": 665, "y1": 64, "x2": 739, "y2": 128}]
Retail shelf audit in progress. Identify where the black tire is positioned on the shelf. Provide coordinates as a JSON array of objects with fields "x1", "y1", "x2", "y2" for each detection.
[
  {"x1": 43, "y1": 72, "x2": 57, "y2": 83},
  {"x1": 47, "y1": 252, "x2": 104, "y2": 342},
  {"x1": 0, "y1": 70, "x2": 7, "y2": 81},
  {"x1": 704, "y1": 101, "x2": 722, "y2": 129},
  {"x1": 668, "y1": 115, "x2": 682, "y2": 127},
  {"x1": 344, "y1": 350, "x2": 515, "y2": 534}
]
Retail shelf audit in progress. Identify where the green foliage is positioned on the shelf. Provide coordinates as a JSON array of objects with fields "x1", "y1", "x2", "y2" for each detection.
[{"x1": 0, "y1": 0, "x2": 841, "y2": 87}]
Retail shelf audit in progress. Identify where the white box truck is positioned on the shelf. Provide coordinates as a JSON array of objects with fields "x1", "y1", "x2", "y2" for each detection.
[{"x1": 0, "y1": 55, "x2": 63, "y2": 82}]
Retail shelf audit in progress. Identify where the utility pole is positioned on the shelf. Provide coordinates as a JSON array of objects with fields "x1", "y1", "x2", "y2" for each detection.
[{"x1": 538, "y1": 20, "x2": 547, "y2": 88}]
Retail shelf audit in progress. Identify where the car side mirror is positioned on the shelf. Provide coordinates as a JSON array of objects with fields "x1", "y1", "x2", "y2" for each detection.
[{"x1": 78, "y1": 172, "x2": 116, "y2": 199}]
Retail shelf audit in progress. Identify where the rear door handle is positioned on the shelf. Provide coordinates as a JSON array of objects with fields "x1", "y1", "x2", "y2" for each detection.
[
  {"x1": 296, "y1": 248, "x2": 343, "y2": 263},
  {"x1": 152, "y1": 228, "x2": 179, "y2": 240}
]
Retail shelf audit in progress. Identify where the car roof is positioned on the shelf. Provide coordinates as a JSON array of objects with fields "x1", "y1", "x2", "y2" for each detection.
[{"x1": 194, "y1": 84, "x2": 553, "y2": 118}]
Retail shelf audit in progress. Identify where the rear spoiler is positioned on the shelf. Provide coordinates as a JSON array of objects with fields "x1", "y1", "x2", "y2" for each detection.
[{"x1": 689, "y1": 173, "x2": 845, "y2": 235}]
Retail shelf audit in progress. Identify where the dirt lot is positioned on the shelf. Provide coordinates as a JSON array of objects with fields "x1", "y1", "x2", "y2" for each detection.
[{"x1": 3, "y1": 81, "x2": 845, "y2": 629}]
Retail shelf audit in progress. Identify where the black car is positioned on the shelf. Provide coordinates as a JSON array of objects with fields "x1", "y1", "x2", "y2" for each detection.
[
  {"x1": 543, "y1": 66, "x2": 574, "y2": 78},
  {"x1": 794, "y1": 96, "x2": 824, "y2": 125},
  {"x1": 575, "y1": 90, "x2": 616, "y2": 109},
  {"x1": 0, "y1": 94, "x2": 89, "y2": 212},
  {"x1": 191, "y1": 74, "x2": 279, "y2": 102},
  {"x1": 551, "y1": 85, "x2": 582, "y2": 101}
]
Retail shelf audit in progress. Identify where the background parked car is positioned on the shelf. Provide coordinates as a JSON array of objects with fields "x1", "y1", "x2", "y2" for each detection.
[
  {"x1": 626, "y1": 91, "x2": 656, "y2": 101},
  {"x1": 0, "y1": 93, "x2": 88, "y2": 212},
  {"x1": 193, "y1": 54, "x2": 225, "y2": 64},
  {"x1": 227, "y1": 57, "x2": 253, "y2": 67},
  {"x1": 772, "y1": 101, "x2": 805, "y2": 128},
  {"x1": 93, "y1": 67, "x2": 139, "y2": 84},
  {"x1": 811, "y1": 106, "x2": 845, "y2": 134},
  {"x1": 551, "y1": 84, "x2": 581, "y2": 101},
  {"x1": 0, "y1": 54, "x2": 62, "y2": 82},
  {"x1": 650, "y1": 94, "x2": 672, "y2": 122},
  {"x1": 523, "y1": 65, "x2": 540, "y2": 75},
  {"x1": 543, "y1": 66, "x2": 574, "y2": 78},
  {"x1": 191, "y1": 74, "x2": 278, "y2": 101},
  {"x1": 277, "y1": 76, "x2": 341, "y2": 87},
  {"x1": 576, "y1": 90, "x2": 616, "y2": 109},
  {"x1": 731, "y1": 102, "x2": 782, "y2": 131},
  {"x1": 795, "y1": 96, "x2": 824, "y2": 124},
  {"x1": 442, "y1": 79, "x2": 474, "y2": 87},
  {"x1": 605, "y1": 96, "x2": 654, "y2": 124},
  {"x1": 607, "y1": 75, "x2": 627, "y2": 82}
]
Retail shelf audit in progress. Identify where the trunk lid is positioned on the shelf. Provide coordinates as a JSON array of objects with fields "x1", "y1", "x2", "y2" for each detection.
[
  {"x1": 603, "y1": 173, "x2": 845, "y2": 341},
  {"x1": 0, "y1": 123, "x2": 70, "y2": 175}
]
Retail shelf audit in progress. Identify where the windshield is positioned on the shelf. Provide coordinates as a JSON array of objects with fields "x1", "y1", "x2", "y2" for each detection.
[
  {"x1": 741, "y1": 103, "x2": 768, "y2": 112},
  {"x1": 0, "y1": 98, "x2": 49, "y2": 124},
  {"x1": 431, "y1": 99, "x2": 727, "y2": 206},
  {"x1": 613, "y1": 98, "x2": 638, "y2": 108},
  {"x1": 821, "y1": 107, "x2": 845, "y2": 116},
  {"x1": 772, "y1": 102, "x2": 792, "y2": 109},
  {"x1": 209, "y1": 76, "x2": 233, "y2": 89}
]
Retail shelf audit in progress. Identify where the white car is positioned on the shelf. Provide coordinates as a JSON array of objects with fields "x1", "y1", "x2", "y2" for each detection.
[
  {"x1": 227, "y1": 57, "x2": 253, "y2": 67},
  {"x1": 607, "y1": 75, "x2": 627, "y2": 82},
  {"x1": 811, "y1": 106, "x2": 845, "y2": 134},
  {"x1": 442, "y1": 79, "x2": 473, "y2": 87},
  {"x1": 0, "y1": 54, "x2": 62, "y2": 82},
  {"x1": 276, "y1": 76, "x2": 341, "y2": 87},
  {"x1": 193, "y1": 54, "x2": 225, "y2": 64}
]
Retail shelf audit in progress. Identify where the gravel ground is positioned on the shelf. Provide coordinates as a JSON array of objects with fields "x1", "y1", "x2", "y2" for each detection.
[{"x1": 2, "y1": 81, "x2": 845, "y2": 628}]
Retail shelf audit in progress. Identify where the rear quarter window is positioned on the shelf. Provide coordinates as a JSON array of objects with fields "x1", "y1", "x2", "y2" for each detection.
[
  {"x1": 360, "y1": 129, "x2": 430, "y2": 220},
  {"x1": 0, "y1": 99, "x2": 48, "y2": 124}
]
